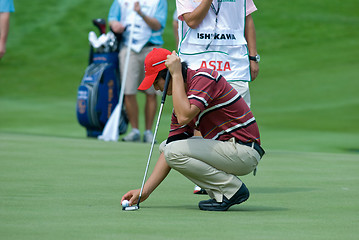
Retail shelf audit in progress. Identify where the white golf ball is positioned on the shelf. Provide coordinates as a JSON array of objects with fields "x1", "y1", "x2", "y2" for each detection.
[{"x1": 122, "y1": 200, "x2": 130, "y2": 207}]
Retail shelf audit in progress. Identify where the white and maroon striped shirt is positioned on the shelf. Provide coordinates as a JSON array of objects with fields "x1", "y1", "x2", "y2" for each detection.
[{"x1": 168, "y1": 68, "x2": 261, "y2": 144}]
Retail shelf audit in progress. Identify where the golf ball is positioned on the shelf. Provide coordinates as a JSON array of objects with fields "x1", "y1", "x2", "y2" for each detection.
[{"x1": 122, "y1": 200, "x2": 130, "y2": 207}]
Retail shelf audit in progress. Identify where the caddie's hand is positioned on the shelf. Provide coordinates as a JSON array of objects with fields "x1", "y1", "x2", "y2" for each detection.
[
  {"x1": 110, "y1": 21, "x2": 126, "y2": 34},
  {"x1": 165, "y1": 51, "x2": 182, "y2": 77},
  {"x1": 0, "y1": 42, "x2": 6, "y2": 59},
  {"x1": 134, "y1": 2, "x2": 141, "y2": 14},
  {"x1": 250, "y1": 61, "x2": 259, "y2": 81}
]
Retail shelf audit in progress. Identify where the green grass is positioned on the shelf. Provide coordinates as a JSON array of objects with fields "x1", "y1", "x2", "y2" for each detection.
[
  {"x1": 1, "y1": 133, "x2": 358, "y2": 239},
  {"x1": 0, "y1": 0, "x2": 359, "y2": 239}
]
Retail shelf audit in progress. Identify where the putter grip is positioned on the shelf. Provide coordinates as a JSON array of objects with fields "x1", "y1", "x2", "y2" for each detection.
[{"x1": 161, "y1": 71, "x2": 171, "y2": 104}]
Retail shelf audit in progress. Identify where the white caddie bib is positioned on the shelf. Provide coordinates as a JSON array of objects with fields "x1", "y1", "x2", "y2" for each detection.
[{"x1": 178, "y1": 0, "x2": 251, "y2": 81}]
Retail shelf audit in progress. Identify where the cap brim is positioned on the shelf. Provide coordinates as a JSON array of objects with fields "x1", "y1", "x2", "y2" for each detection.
[{"x1": 138, "y1": 73, "x2": 157, "y2": 91}]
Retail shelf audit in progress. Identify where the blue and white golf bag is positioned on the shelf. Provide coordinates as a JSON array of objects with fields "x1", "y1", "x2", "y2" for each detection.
[{"x1": 76, "y1": 52, "x2": 128, "y2": 137}]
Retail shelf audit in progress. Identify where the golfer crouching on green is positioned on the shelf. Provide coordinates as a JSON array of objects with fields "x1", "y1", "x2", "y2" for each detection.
[{"x1": 121, "y1": 48, "x2": 265, "y2": 211}]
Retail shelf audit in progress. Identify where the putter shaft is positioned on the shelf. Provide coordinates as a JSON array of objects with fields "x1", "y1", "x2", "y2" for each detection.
[{"x1": 137, "y1": 71, "x2": 171, "y2": 208}]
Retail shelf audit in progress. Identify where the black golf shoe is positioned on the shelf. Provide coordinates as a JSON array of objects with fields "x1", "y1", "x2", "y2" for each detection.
[{"x1": 198, "y1": 183, "x2": 249, "y2": 211}]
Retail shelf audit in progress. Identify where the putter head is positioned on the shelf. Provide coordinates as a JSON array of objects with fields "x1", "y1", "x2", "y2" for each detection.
[{"x1": 122, "y1": 205, "x2": 139, "y2": 211}]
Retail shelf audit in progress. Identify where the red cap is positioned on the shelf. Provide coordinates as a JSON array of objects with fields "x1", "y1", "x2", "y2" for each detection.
[{"x1": 138, "y1": 48, "x2": 172, "y2": 90}]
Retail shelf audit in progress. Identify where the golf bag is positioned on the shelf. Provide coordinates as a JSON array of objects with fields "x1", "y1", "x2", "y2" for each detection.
[{"x1": 76, "y1": 52, "x2": 128, "y2": 137}]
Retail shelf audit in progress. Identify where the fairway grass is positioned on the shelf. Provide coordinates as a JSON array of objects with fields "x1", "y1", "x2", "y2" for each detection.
[{"x1": 1, "y1": 133, "x2": 358, "y2": 240}]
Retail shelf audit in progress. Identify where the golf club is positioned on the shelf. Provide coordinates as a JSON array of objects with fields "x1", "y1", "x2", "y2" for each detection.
[
  {"x1": 92, "y1": 18, "x2": 107, "y2": 35},
  {"x1": 123, "y1": 70, "x2": 171, "y2": 211},
  {"x1": 89, "y1": 18, "x2": 106, "y2": 64}
]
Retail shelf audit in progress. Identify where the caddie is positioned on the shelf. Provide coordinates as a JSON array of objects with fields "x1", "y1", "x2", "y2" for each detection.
[
  {"x1": 176, "y1": 0, "x2": 260, "y2": 107},
  {"x1": 121, "y1": 48, "x2": 265, "y2": 211}
]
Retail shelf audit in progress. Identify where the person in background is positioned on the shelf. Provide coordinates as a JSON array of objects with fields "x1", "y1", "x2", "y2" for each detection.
[
  {"x1": 108, "y1": 0, "x2": 167, "y2": 143},
  {"x1": 0, "y1": 0, "x2": 15, "y2": 59},
  {"x1": 172, "y1": 9, "x2": 179, "y2": 48}
]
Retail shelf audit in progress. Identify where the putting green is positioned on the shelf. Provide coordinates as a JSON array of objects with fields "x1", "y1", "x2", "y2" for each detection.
[
  {"x1": 0, "y1": 0, "x2": 358, "y2": 239},
  {"x1": 0, "y1": 133, "x2": 358, "y2": 239}
]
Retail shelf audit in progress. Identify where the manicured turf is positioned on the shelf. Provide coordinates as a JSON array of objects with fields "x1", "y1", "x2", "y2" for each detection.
[
  {"x1": 0, "y1": 0, "x2": 358, "y2": 239},
  {"x1": 0, "y1": 132, "x2": 358, "y2": 239}
]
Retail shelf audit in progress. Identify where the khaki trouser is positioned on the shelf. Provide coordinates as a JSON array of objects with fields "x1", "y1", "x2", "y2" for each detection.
[
  {"x1": 119, "y1": 45, "x2": 160, "y2": 95},
  {"x1": 160, "y1": 137, "x2": 260, "y2": 202}
]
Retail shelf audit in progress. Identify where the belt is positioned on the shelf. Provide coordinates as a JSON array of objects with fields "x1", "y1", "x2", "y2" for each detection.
[{"x1": 236, "y1": 140, "x2": 265, "y2": 158}]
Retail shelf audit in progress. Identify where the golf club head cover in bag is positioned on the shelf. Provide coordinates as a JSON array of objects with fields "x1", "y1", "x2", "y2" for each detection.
[{"x1": 76, "y1": 52, "x2": 128, "y2": 137}]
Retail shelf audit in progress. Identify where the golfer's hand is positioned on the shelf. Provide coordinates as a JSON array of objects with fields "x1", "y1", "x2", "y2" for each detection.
[
  {"x1": 166, "y1": 51, "x2": 182, "y2": 77},
  {"x1": 121, "y1": 189, "x2": 149, "y2": 206}
]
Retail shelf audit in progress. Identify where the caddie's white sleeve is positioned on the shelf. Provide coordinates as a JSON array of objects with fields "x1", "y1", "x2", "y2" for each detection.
[
  {"x1": 246, "y1": 0, "x2": 257, "y2": 16},
  {"x1": 176, "y1": 0, "x2": 196, "y2": 21}
]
